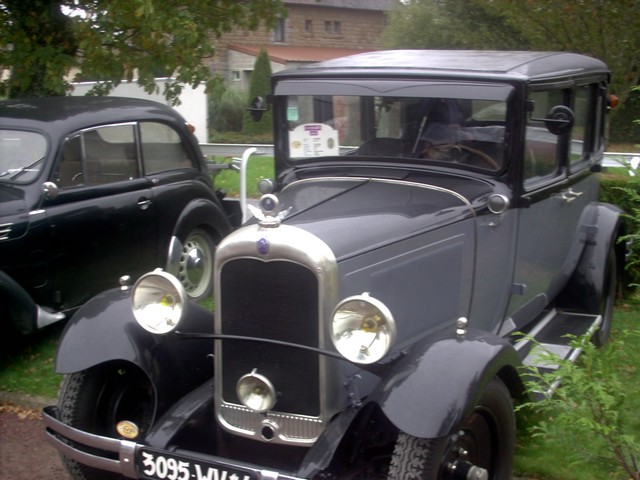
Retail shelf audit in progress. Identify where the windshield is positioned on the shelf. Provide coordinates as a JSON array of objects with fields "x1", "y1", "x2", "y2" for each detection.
[
  {"x1": 0, "y1": 129, "x2": 47, "y2": 183},
  {"x1": 281, "y1": 84, "x2": 511, "y2": 172}
]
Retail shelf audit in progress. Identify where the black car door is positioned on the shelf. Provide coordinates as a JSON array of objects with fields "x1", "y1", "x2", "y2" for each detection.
[{"x1": 44, "y1": 123, "x2": 158, "y2": 310}]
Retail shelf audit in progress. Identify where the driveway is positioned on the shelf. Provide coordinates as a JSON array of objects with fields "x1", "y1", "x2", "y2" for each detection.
[{"x1": 0, "y1": 400, "x2": 70, "y2": 480}]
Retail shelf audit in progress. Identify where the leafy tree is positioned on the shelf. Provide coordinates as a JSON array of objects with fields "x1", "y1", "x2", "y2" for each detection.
[
  {"x1": 0, "y1": 0, "x2": 285, "y2": 103},
  {"x1": 243, "y1": 47, "x2": 272, "y2": 135},
  {"x1": 382, "y1": 0, "x2": 639, "y2": 112}
]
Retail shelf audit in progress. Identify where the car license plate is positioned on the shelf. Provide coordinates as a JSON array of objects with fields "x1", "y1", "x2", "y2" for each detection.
[{"x1": 138, "y1": 448, "x2": 256, "y2": 480}]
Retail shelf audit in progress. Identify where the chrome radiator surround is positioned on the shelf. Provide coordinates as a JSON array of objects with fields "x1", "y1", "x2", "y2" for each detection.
[{"x1": 214, "y1": 223, "x2": 340, "y2": 445}]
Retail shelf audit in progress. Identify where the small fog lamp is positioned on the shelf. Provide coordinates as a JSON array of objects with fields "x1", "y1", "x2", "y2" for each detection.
[
  {"x1": 132, "y1": 270, "x2": 187, "y2": 334},
  {"x1": 236, "y1": 369, "x2": 277, "y2": 413},
  {"x1": 331, "y1": 293, "x2": 396, "y2": 364}
]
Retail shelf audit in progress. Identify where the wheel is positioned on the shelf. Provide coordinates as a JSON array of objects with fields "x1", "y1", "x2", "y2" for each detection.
[
  {"x1": 177, "y1": 228, "x2": 215, "y2": 302},
  {"x1": 593, "y1": 247, "x2": 617, "y2": 347},
  {"x1": 57, "y1": 363, "x2": 154, "y2": 480},
  {"x1": 388, "y1": 378, "x2": 515, "y2": 479},
  {"x1": 423, "y1": 143, "x2": 499, "y2": 169}
]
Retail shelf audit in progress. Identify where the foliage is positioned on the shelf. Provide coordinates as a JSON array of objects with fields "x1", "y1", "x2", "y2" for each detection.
[
  {"x1": 381, "y1": 0, "x2": 527, "y2": 50},
  {"x1": 209, "y1": 81, "x2": 247, "y2": 135},
  {"x1": 382, "y1": 1, "x2": 639, "y2": 115},
  {"x1": 516, "y1": 326, "x2": 640, "y2": 479},
  {"x1": 0, "y1": 0, "x2": 285, "y2": 104},
  {"x1": 243, "y1": 47, "x2": 273, "y2": 135}
]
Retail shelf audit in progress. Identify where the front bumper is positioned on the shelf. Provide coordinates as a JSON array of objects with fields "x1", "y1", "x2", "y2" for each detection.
[{"x1": 42, "y1": 406, "x2": 307, "y2": 480}]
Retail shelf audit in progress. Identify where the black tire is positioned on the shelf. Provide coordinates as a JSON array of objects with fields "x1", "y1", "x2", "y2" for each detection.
[
  {"x1": 57, "y1": 363, "x2": 154, "y2": 480},
  {"x1": 593, "y1": 247, "x2": 617, "y2": 347},
  {"x1": 176, "y1": 227, "x2": 215, "y2": 302},
  {"x1": 388, "y1": 378, "x2": 515, "y2": 480}
]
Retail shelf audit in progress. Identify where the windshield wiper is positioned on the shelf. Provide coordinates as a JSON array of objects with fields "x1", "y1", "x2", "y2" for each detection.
[{"x1": 0, "y1": 157, "x2": 44, "y2": 180}]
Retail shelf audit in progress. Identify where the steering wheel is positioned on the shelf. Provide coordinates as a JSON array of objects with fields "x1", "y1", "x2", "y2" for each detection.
[{"x1": 423, "y1": 143, "x2": 499, "y2": 169}]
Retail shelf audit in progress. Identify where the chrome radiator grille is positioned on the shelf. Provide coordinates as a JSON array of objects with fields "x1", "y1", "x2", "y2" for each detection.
[{"x1": 219, "y1": 258, "x2": 320, "y2": 416}]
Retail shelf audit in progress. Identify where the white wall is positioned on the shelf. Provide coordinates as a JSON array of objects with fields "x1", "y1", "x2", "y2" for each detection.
[{"x1": 71, "y1": 79, "x2": 209, "y2": 143}]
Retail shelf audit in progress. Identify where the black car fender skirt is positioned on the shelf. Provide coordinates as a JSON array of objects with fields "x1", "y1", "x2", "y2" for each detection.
[
  {"x1": 373, "y1": 329, "x2": 522, "y2": 439},
  {"x1": 55, "y1": 288, "x2": 214, "y2": 412}
]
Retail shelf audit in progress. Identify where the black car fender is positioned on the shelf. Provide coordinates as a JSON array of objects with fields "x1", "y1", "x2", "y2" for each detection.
[
  {"x1": 372, "y1": 328, "x2": 523, "y2": 439},
  {"x1": 55, "y1": 288, "x2": 214, "y2": 414},
  {"x1": 0, "y1": 270, "x2": 37, "y2": 335},
  {"x1": 171, "y1": 197, "x2": 232, "y2": 244},
  {"x1": 559, "y1": 202, "x2": 625, "y2": 312}
]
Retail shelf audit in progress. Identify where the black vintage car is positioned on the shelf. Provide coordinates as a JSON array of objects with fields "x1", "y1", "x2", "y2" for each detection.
[
  {"x1": 0, "y1": 96, "x2": 233, "y2": 335},
  {"x1": 44, "y1": 51, "x2": 625, "y2": 479}
]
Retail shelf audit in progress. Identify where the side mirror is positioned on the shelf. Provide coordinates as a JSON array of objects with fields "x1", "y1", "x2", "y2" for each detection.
[
  {"x1": 42, "y1": 181, "x2": 59, "y2": 199},
  {"x1": 544, "y1": 105, "x2": 574, "y2": 135},
  {"x1": 247, "y1": 96, "x2": 267, "y2": 121}
]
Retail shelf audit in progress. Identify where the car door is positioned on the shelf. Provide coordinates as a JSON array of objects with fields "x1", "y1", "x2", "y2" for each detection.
[
  {"x1": 506, "y1": 86, "x2": 598, "y2": 328},
  {"x1": 44, "y1": 123, "x2": 158, "y2": 310}
]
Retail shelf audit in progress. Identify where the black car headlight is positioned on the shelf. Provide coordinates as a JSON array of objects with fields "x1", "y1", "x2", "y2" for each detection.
[
  {"x1": 132, "y1": 269, "x2": 187, "y2": 334},
  {"x1": 331, "y1": 293, "x2": 396, "y2": 364}
]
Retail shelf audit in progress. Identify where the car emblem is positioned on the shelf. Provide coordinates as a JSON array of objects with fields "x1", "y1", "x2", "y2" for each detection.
[{"x1": 257, "y1": 237, "x2": 270, "y2": 255}]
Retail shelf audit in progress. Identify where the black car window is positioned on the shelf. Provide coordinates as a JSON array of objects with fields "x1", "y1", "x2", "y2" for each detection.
[
  {"x1": 523, "y1": 90, "x2": 564, "y2": 188},
  {"x1": 57, "y1": 124, "x2": 140, "y2": 188},
  {"x1": 140, "y1": 122, "x2": 193, "y2": 174},
  {"x1": 569, "y1": 84, "x2": 594, "y2": 170},
  {"x1": 0, "y1": 129, "x2": 47, "y2": 183}
]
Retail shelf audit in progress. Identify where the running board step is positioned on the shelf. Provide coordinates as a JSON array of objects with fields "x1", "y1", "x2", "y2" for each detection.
[{"x1": 512, "y1": 309, "x2": 602, "y2": 397}]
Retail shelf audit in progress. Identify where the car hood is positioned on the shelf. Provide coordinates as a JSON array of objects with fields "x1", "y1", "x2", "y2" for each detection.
[
  {"x1": 275, "y1": 177, "x2": 478, "y2": 261},
  {"x1": 0, "y1": 185, "x2": 29, "y2": 240}
]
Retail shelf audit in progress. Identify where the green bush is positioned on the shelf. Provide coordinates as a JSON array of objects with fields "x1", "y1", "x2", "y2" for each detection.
[
  {"x1": 600, "y1": 170, "x2": 640, "y2": 289},
  {"x1": 209, "y1": 83, "x2": 247, "y2": 135},
  {"x1": 516, "y1": 327, "x2": 640, "y2": 480},
  {"x1": 243, "y1": 48, "x2": 272, "y2": 136}
]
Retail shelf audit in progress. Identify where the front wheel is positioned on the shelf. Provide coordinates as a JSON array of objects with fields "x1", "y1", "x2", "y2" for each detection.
[
  {"x1": 388, "y1": 378, "x2": 515, "y2": 479},
  {"x1": 57, "y1": 363, "x2": 154, "y2": 480},
  {"x1": 176, "y1": 228, "x2": 215, "y2": 302},
  {"x1": 593, "y1": 247, "x2": 618, "y2": 347}
]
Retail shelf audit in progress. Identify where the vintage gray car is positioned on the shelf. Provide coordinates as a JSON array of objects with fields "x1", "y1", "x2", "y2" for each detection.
[{"x1": 44, "y1": 50, "x2": 624, "y2": 480}]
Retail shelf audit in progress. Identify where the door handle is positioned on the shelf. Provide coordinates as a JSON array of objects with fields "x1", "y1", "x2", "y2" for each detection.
[
  {"x1": 138, "y1": 198, "x2": 152, "y2": 210},
  {"x1": 560, "y1": 188, "x2": 583, "y2": 203}
]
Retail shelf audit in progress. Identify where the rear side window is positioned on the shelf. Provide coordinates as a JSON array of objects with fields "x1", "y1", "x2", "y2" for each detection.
[{"x1": 140, "y1": 122, "x2": 193, "y2": 174}]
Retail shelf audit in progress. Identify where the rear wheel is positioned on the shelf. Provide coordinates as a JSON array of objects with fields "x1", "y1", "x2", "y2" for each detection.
[
  {"x1": 593, "y1": 247, "x2": 617, "y2": 347},
  {"x1": 388, "y1": 378, "x2": 515, "y2": 479},
  {"x1": 57, "y1": 363, "x2": 154, "y2": 480}
]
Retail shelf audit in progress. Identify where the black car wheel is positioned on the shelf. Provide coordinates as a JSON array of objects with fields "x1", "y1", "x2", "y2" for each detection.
[
  {"x1": 57, "y1": 363, "x2": 154, "y2": 480},
  {"x1": 177, "y1": 228, "x2": 215, "y2": 302},
  {"x1": 593, "y1": 247, "x2": 618, "y2": 347},
  {"x1": 388, "y1": 378, "x2": 515, "y2": 480}
]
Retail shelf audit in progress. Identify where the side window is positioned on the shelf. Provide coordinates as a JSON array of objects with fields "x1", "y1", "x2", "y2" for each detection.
[
  {"x1": 524, "y1": 90, "x2": 563, "y2": 187},
  {"x1": 140, "y1": 122, "x2": 193, "y2": 174},
  {"x1": 57, "y1": 124, "x2": 139, "y2": 188},
  {"x1": 569, "y1": 84, "x2": 594, "y2": 170}
]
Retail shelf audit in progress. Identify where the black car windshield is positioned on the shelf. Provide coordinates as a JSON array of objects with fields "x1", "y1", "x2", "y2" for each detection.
[
  {"x1": 279, "y1": 81, "x2": 512, "y2": 172},
  {"x1": 0, "y1": 129, "x2": 47, "y2": 183}
]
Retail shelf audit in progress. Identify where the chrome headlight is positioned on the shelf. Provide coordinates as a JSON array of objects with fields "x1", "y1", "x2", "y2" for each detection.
[
  {"x1": 331, "y1": 293, "x2": 396, "y2": 364},
  {"x1": 132, "y1": 270, "x2": 187, "y2": 334}
]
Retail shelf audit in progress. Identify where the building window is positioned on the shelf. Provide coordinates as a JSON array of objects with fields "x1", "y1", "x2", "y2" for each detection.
[
  {"x1": 324, "y1": 20, "x2": 341, "y2": 34},
  {"x1": 274, "y1": 18, "x2": 285, "y2": 43},
  {"x1": 231, "y1": 71, "x2": 241, "y2": 82},
  {"x1": 305, "y1": 19, "x2": 313, "y2": 33}
]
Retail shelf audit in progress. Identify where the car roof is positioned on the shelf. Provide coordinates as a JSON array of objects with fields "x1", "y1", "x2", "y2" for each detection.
[
  {"x1": 273, "y1": 50, "x2": 609, "y2": 83},
  {"x1": 0, "y1": 96, "x2": 187, "y2": 138}
]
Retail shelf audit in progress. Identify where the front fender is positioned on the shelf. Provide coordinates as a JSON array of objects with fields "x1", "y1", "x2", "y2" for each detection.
[
  {"x1": 56, "y1": 287, "x2": 214, "y2": 413},
  {"x1": 171, "y1": 197, "x2": 232, "y2": 242},
  {"x1": 0, "y1": 270, "x2": 37, "y2": 334},
  {"x1": 374, "y1": 328, "x2": 521, "y2": 439}
]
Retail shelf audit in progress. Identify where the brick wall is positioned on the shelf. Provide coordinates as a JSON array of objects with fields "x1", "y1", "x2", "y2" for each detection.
[{"x1": 210, "y1": 4, "x2": 389, "y2": 81}]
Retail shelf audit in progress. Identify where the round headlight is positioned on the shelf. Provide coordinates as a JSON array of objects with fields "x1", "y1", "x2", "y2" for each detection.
[
  {"x1": 132, "y1": 270, "x2": 187, "y2": 334},
  {"x1": 331, "y1": 293, "x2": 396, "y2": 364},
  {"x1": 236, "y1": 369, "x2": 277, "y2": 413}
]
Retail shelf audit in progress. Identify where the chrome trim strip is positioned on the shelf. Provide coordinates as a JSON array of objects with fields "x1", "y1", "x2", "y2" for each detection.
[{"x1": 283, "y1": 176, "x2": 475, "y2": 211}]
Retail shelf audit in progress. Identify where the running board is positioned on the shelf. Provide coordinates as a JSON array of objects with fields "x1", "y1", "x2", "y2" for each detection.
[{"x1": 512, "y1": 309, "x2": 602, "y2": 397}]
